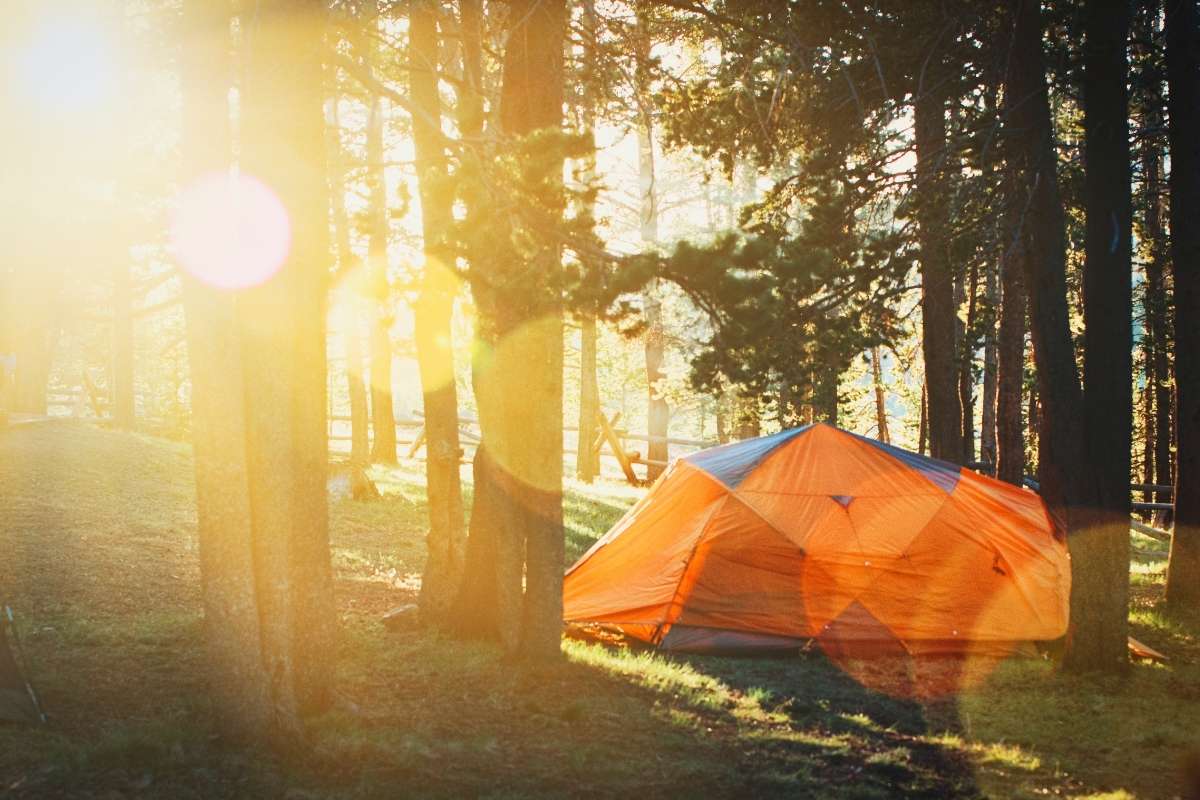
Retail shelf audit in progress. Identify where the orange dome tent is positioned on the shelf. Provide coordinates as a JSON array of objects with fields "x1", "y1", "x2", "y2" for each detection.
[{"x1": 563, "y1": 423, "x2": 1070, "y2": 656}]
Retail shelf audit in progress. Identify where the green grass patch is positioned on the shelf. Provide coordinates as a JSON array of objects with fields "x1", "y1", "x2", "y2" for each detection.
[{"x1": 1, "y1": 421, "x2": 1198, "y2": 798}]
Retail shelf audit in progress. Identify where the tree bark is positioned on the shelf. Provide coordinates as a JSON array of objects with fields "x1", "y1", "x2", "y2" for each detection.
[
  {"x1": 716, "y1": 390, "x2": 730, "y2": 443},
  {"x1": 996, "y1": 180, "x2": 1028, "y2": 486},
  {"x1": 1137, "y1": 1, "x2": 1174, "y2": 509},
  {"x1": 1006, "y1": 0, "x2": 1123, "y2": 672},
  {"x1": 918, "y1": 381, "x2": 928, "y2": 455},
  {"x1": 981, "y1": 258, "x2": 999, "y2": 467},
  {"x1": 1135, "y1": 22, "x2": 1155, "y2": 511},
  {"x1": 1076, "y1": 0, "x2": 1134, "y2": 668},
  {"x1": 577, "y1": 315, "x2": 600, "y2": 481},
  {"x1": 110, "y1": 262, "x2": 135, "y2": 428},
  {"x1": 238, "y1": 0, "x2": 338, "y2": 718},
  {"x1": 1146, "y1": 144, "x2": 1173, "y2": 502},
  {"x1": 329, "y1": 98, "x2": 370, "y2": 465},
  {"x1": 1165, "y1": 0, "x2": 1200, "y2": 610},
  {"x1": 636, "y1": 13, "x2": 668, "y2": 481},
  {"x1": 410, "y1": 0, "x2": 467, "y2": 627},
  {"x1": 363, "y1": 4, "x2": 397, "y2": 464},
  {"x1": 872, "y1": 346, "x2": 890, "y2": 443},
  {"x1": 734, "y1": 393, "x2": 762, "y2": 438},
  {"x1": 915, "y1": 83, "x2": 964, "y2": 462},
  {"x1": 1028, "y1": 372, "x2": 1039, "y2": 474},
  {"x1": 178, "y1": 0, "x2": 272, "y2": 741},
  {"x1": 959, "y1": 261, "x2": 979, "y2": 462},
  {"x1": 576, "y1": 0, "x2": 601, "y2": 484},
  {"x1": 454, "y1": 0, "x2": 567, "y2": 660},
  {"x1": 10, "y1": 322, "x2": 54, "y2": 415}
]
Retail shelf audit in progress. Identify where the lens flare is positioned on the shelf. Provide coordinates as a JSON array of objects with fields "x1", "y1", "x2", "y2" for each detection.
[
  {"x1": 10, "y1": 16, "x2": 115, "y2": 113},
  {"x1": 170, "y1": 172, "x2": 291, "y2": 290}
]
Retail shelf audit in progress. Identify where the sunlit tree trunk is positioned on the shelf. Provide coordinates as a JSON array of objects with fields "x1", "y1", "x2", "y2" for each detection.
[
  {"x1": 239, "y1": 0, "x2": 338, "y2": 716},
  {"x1": 447, "y1": 0, "x2": 504, "y2": 640},
  {"x1": 1136, "y1": 1, "x2": 1174, "y2": 511},
  {"x1": 329, "y1": 98, "x2": 370, "y2": 465},
  {"x1": 1145, "y1": 148, "x2": 1172, "y2": 501},
  {"x1": 734, "y1": 393, "x2": 762, "y2": 438},
  {"x1": 636, "y1": 10, "x2": 668, "y2": 481},
  {"x1": 576, "y1": 0, "x2": 601, "y2": 483},
  {"x1": 918, "y1": 382, "x2": 928, "y2": 455},
  {"x1": 410, "y1": 0, "x2": 466, "y2": 626},
  {"x1": 716, "y1": 390, "x2": 730, "y2": 443},
  {"x1": 111, "y1": 261, "x2": 135, "y2": 428},
  {"x1": 871, "y1": 347, "x2": 889, "y2": 443},
  {"x1": 1027, "y1": 373, "x2": 1039, "y2": 474},
  {"x1": 577, "y1": 315, "x2": 600, "y2": 481},
  {"x1": 182, "y1": 0, "x2": 338, "y2": 738},
  {"x1": 1165, "y1": 0, "x2": 1200, "y2": 610},
  {"x1": 178, "y1": 0, "x2": 272, "y2": 741},
  {"x1": 362, "y1": 1, "x2": 396, "y2": 464},
  {"x1": 453, "y1": 0, "x2": 567, "y2": 660},
  {"x1": 9, "y1": 314, "x2": 54, "y2": 416}
]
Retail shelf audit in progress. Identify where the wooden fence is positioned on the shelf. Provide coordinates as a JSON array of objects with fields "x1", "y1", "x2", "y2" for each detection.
[
  {"x1": 36, "y1": 389, "x2": 1182, "y2": 542},
  {"x1": 328, "y1": 410, "x2": 715, "y2": 486}
]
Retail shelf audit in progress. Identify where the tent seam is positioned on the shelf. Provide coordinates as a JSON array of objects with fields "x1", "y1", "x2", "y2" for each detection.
[{"x1": 656, "y1": 491, "x2": 732, "y2": 640}]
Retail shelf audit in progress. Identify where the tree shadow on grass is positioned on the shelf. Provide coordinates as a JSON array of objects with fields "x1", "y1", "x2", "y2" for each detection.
[{"x1": 671, "y1": 649, "x2": 983, "y2": 799}]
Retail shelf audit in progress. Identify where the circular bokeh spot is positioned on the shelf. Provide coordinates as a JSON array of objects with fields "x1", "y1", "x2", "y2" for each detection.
[{"x1": 171, "y1": 172, "x2": 291, "y2": 290}]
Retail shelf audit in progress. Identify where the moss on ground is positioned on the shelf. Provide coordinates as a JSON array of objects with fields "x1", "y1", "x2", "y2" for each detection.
[{"x1": 1, "y1": 421, "x2": 1196, "y2": 798}]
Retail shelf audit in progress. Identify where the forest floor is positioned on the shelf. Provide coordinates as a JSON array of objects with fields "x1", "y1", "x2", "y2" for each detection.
[{"x1": 1, "y1": 420, "x2": 1198, "y2": 799}]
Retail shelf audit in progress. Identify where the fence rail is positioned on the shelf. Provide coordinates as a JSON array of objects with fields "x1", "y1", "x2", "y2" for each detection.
[
  {"x1": 327, "y1": 410, "x2": 712, "y2": 486},
  {"x1": 36, "y1": 392, "x2": 1183, "y2": 537}
]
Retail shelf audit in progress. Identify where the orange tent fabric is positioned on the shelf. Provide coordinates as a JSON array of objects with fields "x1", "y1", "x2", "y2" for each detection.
[{"x1": 563, "y1": 423, "x2": 1070, "y2": 655}]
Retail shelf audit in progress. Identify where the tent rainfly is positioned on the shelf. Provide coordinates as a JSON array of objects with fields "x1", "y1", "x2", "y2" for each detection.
[{"x1": 563, "y1": 423, "x2": 1070, "y2": 656}]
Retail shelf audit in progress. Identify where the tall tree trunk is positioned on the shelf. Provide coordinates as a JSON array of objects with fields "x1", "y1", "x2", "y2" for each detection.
[
  {"x1": 871, "y1": 346, "x2": 890, "y2": 443},
  {"x1": 1165, "y1": 0, "x2": 1200, "y2": 610},
  {"x1": 805, "y1": 356, "x2": 839, "y2": 427},
  {"x1": 577, "y1": 316, "x2": 600, "y2": 481},
  {"x1": 238, "y1": 0, "x2": 337, "y2": 718},
  {"x1": 918, "y1": 382, "x2": 928, "y2": 455},
  {"x1": 1028, "y1": 373, "x2": 1039, "y2": 474},
  {"x1": 734, "y1": 393, "x2": 762, "y2": 438},
  {"x1": 959, "y1": 261, "x2": 979, "y2": 462},
  {"x1": 915, "y1": 82, "x2": 964, "y2": 462},
  {"x1": 111, "y1": 261, "x2": 135, "y2": 428},
  {"x1": 1147, "y1": 154, "x2": 1173, "y2": 503},
  {"x1": 576, "y1": 0, "x2": 600, "y2": 483},
  {"x1": 364, "y1": 6, "x2": 397, "y2": 464},
  {"x1": 1136, "y1": 17, "x2": 1156, "y2": 510},
  {"x1": 454, "y1": 0, "x2": 567, "y2": 659},
  {"x1": 1142, "y1": 365, "x2": 1155, "y2": 507},
  {"x1": 329, "y1": 98, "x2": 370, "y2": 465},
  {"x1": 1077, "y1": 0, "x2": 1133, "y2": 668},
  {"x1": 178, "y1": 0, "x2": 273, "y2": 741},
  {"x1": 1006, "y1": 0, "x2": 1122, "y2": 671},
  {"x1": 1137, "y1": 1, "x2": 1174, "y2": 509},
  {"x1": 636, "y1": 13, "x2": 668, "y2": 481},
  {"x1": 981, "y1": 258, "x2": 999, "y2": 467},
  {"x1": 10, "y1": 323, "x2": 54, "y2": 415},
  {"x1": 716, "y1": 390, "x2": 730, "y2": 443},
  {"x1": 996, "y1": 182, "x2": 1028, "y2": 486},
  {"x1": 410, "y1": 0, "x2": 467, "y2": 626}
]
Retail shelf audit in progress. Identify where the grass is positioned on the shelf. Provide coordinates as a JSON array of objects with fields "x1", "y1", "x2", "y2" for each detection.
[{"x1": 1, "y1": 420, "x2": 1198, "y2": 798}]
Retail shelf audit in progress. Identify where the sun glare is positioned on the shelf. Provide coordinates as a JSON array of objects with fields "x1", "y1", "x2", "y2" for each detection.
[
  {"x1": 171, "y1": 172, "x2": 292, "y2": 290},
  {"x1": 9, "y1": 16, "x2": 116, "y2": 113}
]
